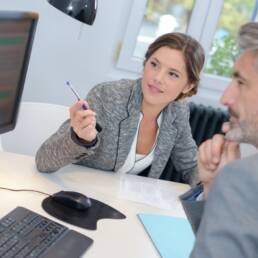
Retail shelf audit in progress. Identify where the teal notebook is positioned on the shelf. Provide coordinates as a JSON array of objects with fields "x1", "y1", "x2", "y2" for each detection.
[{"x1": 138, "y1": 213, "x2": 194, "y2": 258}]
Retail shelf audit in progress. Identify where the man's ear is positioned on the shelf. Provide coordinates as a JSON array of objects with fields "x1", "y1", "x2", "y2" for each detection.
[{"x1": 182, "y1": 83, "x2": 195, "y2": 94}]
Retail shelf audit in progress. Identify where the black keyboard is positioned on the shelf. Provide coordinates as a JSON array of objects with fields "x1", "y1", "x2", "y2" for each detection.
[{"x1": 0, "y1": 207, "x2": 93, "y2": 258}]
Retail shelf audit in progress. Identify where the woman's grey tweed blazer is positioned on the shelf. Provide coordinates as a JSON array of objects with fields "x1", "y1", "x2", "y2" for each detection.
[{"x1": 36, "y1": 79, "x2": 197, "y2": 184}]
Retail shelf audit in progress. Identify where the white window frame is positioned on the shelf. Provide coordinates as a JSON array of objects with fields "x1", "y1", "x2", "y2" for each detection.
[{"x1": 117, "y1": 0, "x2": 230, "y2": 93}]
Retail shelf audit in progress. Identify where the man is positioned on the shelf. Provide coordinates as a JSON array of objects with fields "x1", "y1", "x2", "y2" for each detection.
[{"x1": 181, "y1": 22, "x2": 258, "y2": 258}]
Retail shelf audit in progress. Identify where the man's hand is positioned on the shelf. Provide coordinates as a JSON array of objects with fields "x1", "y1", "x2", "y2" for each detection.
[
  {"x1": 70, "y1": 100, "x2": 97, "y2": 142},
  {"x1": 198, "y1": 122, "x2": 240, "y2": 198}
]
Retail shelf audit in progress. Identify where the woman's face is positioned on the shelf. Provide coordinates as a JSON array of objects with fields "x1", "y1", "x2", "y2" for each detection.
[{"x1": 142, "y1": 46, "x2": 194, "y2": 108}]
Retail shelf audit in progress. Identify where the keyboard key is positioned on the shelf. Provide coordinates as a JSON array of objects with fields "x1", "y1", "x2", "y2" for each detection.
[{"x1": 0, "y1": 207, "x2": 93, "y2": 258}]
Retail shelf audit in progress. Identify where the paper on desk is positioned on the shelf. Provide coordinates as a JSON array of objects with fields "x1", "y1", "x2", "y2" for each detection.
[{"x1": 118, "y1": 174, "x2": 185, "y2": 212}]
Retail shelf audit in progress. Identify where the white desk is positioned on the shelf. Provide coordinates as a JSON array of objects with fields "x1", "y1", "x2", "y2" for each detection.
[{"x1": 0, "y1": 151, "x2": 190, "y2": 258}]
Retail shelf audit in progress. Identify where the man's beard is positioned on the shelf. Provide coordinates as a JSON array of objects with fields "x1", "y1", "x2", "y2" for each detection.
[
  {"x1": 225, "y1": 108, "x2": 243, "y2": 142},
  {"x1": 225, "y1": 108, "x2": 258, "y2": 146},
  {"x1": 225, "y1": 120, "x2": 258, "y2": 146},
  {"x1": 225, "y1": 122, "x2": 245, "y2": 142}
]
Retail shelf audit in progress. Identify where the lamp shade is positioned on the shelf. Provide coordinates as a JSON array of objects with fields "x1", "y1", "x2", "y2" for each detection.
[{"x1": 47, "y1": 0, "x2": 97, "y2": 25}]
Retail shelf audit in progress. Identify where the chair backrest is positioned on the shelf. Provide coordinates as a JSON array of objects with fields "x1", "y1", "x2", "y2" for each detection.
[
  {"x1": 188, "y1": 102, "x2": 229, "y2": 146},
  {"x1": 160, "y1": 102, "x2": 230, "y2": 182},
  {"x1": 1, "y1": 102, "x2": 69, "y2": 156}
]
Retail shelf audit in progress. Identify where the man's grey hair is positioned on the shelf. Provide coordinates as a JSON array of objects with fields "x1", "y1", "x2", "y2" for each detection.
[
  {"x1": 238, "y1": 22, "x2": 258, "y2": 50},
  {"x1": 238, "y1": 22, "x2": 258, "y2": 71}
]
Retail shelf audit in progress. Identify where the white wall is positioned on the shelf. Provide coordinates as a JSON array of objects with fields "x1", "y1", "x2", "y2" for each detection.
[
  {"x1": 1, "y1": 1, "x2": 256, "y2": 156},
  {"x1": 0, "y1": 0, "x2": 139, "y2": 106},
  {"x1": 0, "y1": 0, "x2": 223, "y2": 107}
]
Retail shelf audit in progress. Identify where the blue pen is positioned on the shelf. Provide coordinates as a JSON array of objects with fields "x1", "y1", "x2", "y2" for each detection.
[{"x1": 66, "y1": 81, "x2": 88, "y2": 110}]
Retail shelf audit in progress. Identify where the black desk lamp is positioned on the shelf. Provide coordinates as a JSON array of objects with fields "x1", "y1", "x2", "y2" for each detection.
[{"x1": 47, "y1": 0, "x2": 97, "y2": 25}]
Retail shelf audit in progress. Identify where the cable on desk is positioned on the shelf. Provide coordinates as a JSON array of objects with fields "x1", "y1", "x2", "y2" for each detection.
[{"x1": 0, "y1": 187, "x2": 51, "y2": 197}]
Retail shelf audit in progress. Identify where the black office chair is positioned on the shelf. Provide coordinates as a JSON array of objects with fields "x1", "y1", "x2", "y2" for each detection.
[{"x1": 188, "y1": 102, "x2": 229, "y2": 146}]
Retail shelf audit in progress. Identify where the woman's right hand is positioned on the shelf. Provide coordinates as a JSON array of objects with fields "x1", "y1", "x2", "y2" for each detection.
[{"x1": 70, "y1": 100, "x2": 97, "y2": 142}]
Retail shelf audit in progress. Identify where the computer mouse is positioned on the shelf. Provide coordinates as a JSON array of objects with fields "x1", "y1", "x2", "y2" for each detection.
[{"x1": 51, "y1": 191, "x2": 92, "y2": 211}]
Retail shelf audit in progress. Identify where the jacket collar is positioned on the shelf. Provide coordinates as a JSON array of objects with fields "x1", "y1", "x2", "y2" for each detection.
[
  {"x1": 127, "y1": 78, "x2": 142, "y2": 116},
  {"x1": 114, "y1": 79, "x2": 142, "y2": 170},
  {"x1": 148, "y1": 101, "x2": 178, "y2": 178},
  {"x1": 115, "y1": 78, "x2": 180, "y2": 174}
]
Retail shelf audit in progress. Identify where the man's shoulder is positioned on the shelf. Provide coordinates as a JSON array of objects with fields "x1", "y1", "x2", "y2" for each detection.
[
  {"x1": 220, "y1": 153, "x2": 258, "y2": 176},
  {"x1": 213, "y1": 152, "x2": 258, "y2": 192}
]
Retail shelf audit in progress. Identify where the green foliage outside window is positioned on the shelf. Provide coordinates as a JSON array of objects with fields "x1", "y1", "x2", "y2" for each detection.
[
  {"x1": 206, "y1": 34, "x2": 240, "y2": 77},
  {"x1": 206, "y1": 0, "x2": 254, "y2": 77},
  {"x1": 144, "y1": 0, "x2": 255, "y2": 77}
]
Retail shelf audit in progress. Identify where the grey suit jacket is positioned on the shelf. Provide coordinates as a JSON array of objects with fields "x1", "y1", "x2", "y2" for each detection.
[
  {"x1": 36, "y1": 79, "x2": 197, "y2": 183},
  {"x1": 182, "y1": 153, "x2": 258, "y2": 258}
]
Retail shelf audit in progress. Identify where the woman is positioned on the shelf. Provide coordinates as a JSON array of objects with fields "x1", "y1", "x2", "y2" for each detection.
[{"x1": 36, "y1": 32, "x2": 205, "y2": 186}]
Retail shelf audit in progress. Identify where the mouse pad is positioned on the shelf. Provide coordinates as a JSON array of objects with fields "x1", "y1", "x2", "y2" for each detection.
[{"x1": 42, "y1": 197, "x2": 126, "y2": 230}]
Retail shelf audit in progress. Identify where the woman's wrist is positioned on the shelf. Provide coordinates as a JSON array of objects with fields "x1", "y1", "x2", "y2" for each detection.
[{"x1": 70, "y1": 127, "x2": 98, "y2": 148}]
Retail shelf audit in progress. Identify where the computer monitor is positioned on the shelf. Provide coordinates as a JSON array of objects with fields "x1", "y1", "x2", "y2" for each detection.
[{"x1": 0, "y1": 11, "x2": 38, "y2": 134}]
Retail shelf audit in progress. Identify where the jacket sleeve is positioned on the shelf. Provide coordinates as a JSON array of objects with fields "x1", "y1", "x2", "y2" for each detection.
[
  {"x1": 35, "y1": 85, "x2": 104, "y2": 173},
  {"x1": 190, "y1": 156, "x2": 258, "y2": 258},
  {"x1": 180, "y1": 184, "x2": 205, "y2": 234}
]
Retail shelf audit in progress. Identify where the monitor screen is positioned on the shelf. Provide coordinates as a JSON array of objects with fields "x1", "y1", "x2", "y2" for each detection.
[{"x1": 0, "y1": 11, "x2": 38, "y2": 134}]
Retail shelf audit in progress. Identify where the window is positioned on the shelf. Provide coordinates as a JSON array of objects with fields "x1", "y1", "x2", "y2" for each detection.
[
  {"x1": 206, "y1": 0, "x2": 258, "y2": 77},
  {"x1": 134, "y1": 0, "x2": 195, "y2": 59},
  {"x1": 117, "y1": 0, "x2": 258, "y2": 94}
]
